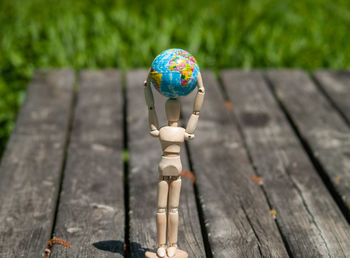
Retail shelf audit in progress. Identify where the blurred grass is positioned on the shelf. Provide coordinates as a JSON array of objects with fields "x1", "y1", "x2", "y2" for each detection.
[{"x1": 0, "y1": 0, "x2": 350, "y2": 154}]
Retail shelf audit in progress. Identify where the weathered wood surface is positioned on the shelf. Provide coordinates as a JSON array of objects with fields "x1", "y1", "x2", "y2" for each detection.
[
  {"x1": 222, "y1": 70, "x2": 350, "y2": 257},
  {"x1": 1, "y1": 68, "x2": 350, "y2": 257},
  {"x1": 313, "y1": 70, "x2": 350, "y2": 124},
  {"x1": 52, "y1": 70, "x2": 124, "y2": 257},
  {"x1": 0, "y1": 70, "x2": 75, "y2": 257},
  {"x1": 265, "y1": 70, "x2": 350, "y2": 219},
  {"x1": 126, "y1": 69, "x2": 205, "y2": 258},
  {"x1": 182, "y1": 71, "x2": 288, "y2": 257}
]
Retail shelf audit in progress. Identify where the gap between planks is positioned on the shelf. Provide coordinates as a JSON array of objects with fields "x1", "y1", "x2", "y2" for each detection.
[{"x1": 312, "y1": 70, "x2": 350, "y2": 126}]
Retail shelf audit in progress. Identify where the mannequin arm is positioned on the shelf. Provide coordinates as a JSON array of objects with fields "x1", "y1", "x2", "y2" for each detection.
[
  {"x1": 144, "y1": 74, "x2": 160, "y2": 137},
  {"x1": 185, "y1": 72, "x2": 205, "y2": 140}
]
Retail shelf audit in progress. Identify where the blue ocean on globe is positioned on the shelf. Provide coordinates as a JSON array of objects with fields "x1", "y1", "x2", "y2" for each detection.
[{"x1": 150, "y1": 48, "x2": 200, "y2": 98}]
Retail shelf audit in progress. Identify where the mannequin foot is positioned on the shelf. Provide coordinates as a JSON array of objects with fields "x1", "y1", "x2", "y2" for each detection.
[
  {"x1": 145, "y1": 248, "x2": 188, "y2": 258},
  {"x1": 156, "y1": 246, "x2": 166, "y2": 257},
  {"x1": 167, "y1": 245, "x2": 177, "y2": 257}
]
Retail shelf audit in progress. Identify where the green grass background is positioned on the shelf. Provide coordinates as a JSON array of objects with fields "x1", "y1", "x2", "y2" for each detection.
[{"x1": 0, "y1": 0, "x2": 350, "y2": 154}]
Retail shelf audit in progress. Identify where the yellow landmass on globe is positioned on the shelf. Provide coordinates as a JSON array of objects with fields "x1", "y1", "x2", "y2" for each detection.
[{"x1": 151, "y1": 70, "x2": 162, "y2": 90}]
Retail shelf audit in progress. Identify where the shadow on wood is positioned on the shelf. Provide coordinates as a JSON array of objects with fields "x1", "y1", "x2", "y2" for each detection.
[
  {"x1": 129, "y1": 242, "x2": 152, "y2": 255},
  {"x1": 92, "y1": 240, "x2": 124, "y2": 254},
  {"x1": 93, "y1": 240, "x2": 153, "y2": 256}
]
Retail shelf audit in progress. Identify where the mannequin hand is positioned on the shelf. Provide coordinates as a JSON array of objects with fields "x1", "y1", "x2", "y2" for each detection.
[{"x1": 150, "y1": 130, "x2": 160, "y2": 137}]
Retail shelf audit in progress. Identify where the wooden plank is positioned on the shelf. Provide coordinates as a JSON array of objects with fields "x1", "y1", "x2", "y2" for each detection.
[
  {"x1": 222, "y1": 70, "x2": 350, "y2": 257},
  {"x1": 0, "y1": 70, "x2": 75, "y2": 257},
  {"x1": 181, "y1": 71, "x2": 288, "y2": 257},
  {"x1": 265, "y1": 70, "x2": 350, "y2": 218},
  {"x1": 51, "y1": 70, "x2": 124, "y2": 257},
  {"x1": 313, "y1": 70, "x2": 350, "y2": 123},
  {"x1": 126, "y1": 69, "x2": 205, "y2": 258}
]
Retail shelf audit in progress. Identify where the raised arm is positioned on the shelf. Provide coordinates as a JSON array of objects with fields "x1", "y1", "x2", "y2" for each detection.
[
  {"x1": 185, "y1": 72, "x2": 205, "y2": 140},
  {"x1": 144, "y1": 73, "x2": 160, "y2": 137}
]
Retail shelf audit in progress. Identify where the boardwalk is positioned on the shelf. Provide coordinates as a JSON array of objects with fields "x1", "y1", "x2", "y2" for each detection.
[{"x1": 0, "y1": 69, "x2": 349, "y2": 257}]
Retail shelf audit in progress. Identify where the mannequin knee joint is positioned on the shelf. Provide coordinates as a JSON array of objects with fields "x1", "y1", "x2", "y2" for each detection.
[
  {"x1": 169, "y1": 207, "x2": 178, "y2": 213},
  {"x1": 157, "y1": 208, "x2": 166, "y2": 213}
]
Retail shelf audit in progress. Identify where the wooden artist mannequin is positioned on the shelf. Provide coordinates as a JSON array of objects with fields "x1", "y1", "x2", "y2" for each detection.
[{"x1": 143, "y1": 72, "x2": 205, "y2": 258}]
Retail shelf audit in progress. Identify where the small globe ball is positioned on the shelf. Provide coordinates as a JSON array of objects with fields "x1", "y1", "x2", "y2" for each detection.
[{"x1": 150, "y1": 48, "x2": 200, "y2": 98}]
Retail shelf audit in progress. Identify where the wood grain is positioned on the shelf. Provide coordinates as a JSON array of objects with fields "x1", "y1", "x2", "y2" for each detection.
[
  {"x1": 0, "y1": 70, "x2": 75, "y2": 257},
  {"x1": 222, "y1": 70, "x2": 350, "y2": 257},
  {"x1": 51, "y1": 70, "x2": 124, "y2": 257},
  {"x1": 126, "y1": 69, "x2": 205, "y2": 258},
  {"x1": 182, "y1": 71, "x2": 288, "y2": 257},
  {"x1": 265, "y1": 70, "x2": 350, "y2": 219},
  {"x1": 313, "y1": 70, "x2": 350, "y2": 124}
]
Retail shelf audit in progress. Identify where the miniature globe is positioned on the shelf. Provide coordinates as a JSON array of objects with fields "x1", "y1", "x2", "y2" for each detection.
[{"x1": 150, "y1": 48, "x2": 200, "y2": 98}]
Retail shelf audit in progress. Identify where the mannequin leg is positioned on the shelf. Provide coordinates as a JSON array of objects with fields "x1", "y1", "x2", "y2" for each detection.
[
  {"x1": 167, "y1": 176, "x2": 182, "y2": 257},
  {"x1": 157, "y1": 176, "x2": 169, "y2": 257}
]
